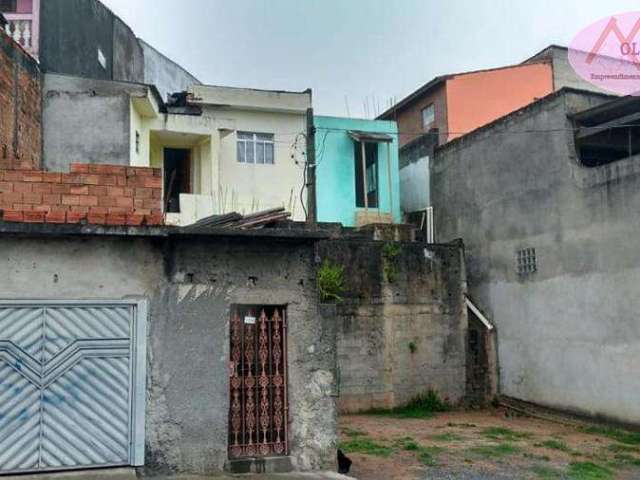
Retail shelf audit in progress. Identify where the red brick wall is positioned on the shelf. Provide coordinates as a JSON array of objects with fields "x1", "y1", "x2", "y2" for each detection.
[
  {"x1": 0, "y1": 164, "x2": 164, "y2": 225},
  {"x1": 0, "y1": 30, "x2": 42, "y2": 170}
]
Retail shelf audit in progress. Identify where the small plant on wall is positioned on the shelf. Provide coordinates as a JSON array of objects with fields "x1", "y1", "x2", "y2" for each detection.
[
  {"x1": 382, "y1": 242, "x2": 402, "y2": 283},
  {"x1": 317, "y1": 260, "x2": 345, "y2": 303}
]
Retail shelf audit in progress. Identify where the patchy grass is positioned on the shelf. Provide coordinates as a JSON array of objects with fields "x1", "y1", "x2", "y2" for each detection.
[
  {"x1": 340, "y1": 427, "x2": 366, "y2": 438},
  {"x1": 606, "y1": 443, "x2": 639, "y2": 454},
  {"x1": 536, "y1": 439, "x2": 573, "y2": 453},
  {"x1": 531, "y1": 465, "x2": 564, "y2": 479},
  {"x1": 482, "y1": 426, "x2": 533, "y2": 441},
  {"x1": 393, "y1": 437, "x2": 420, "y2": 451},
  {"x1": 339, "y1": 437, "x2": 393, "y2": 457},
  {"x1": 469, "y1": 443, "x2": 522, "y2": 458},
  {"x1": 582, "y1": 426, "x2": 640, "y2": 446},
  {"x1": 431, "y1": 432, "x2": 464, "y2": 442},
  {"x1": 524, "y1": 452, "x2": 551, "y2": 462},
  {"x1": 365, "y1": 390, "x2": 450, "y2": 419},
  {"x1": 567, "y1": 462, "x2": 613, "y2": 480},
  {"x1": 609, "y1": 453, "x2": 640, "y2": 467},
  {"x1": 416, "y1": 445, "x2": 445, "y2": 466}
]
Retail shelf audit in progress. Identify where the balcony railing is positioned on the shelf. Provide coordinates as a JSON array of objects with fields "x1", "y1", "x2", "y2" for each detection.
[{"x1": 3, "y1": 14, "x2": 37, "y2": 57}]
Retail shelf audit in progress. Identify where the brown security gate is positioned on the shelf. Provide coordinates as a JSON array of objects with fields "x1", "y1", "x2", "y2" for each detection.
[{"x1": 229, "y1": 306, "x2": 288, "y2": 458}]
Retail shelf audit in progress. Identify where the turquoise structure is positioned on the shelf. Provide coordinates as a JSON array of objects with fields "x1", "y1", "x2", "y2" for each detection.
[{"x1": 314, "y1": 116, "x2": 401, "y2": 227}]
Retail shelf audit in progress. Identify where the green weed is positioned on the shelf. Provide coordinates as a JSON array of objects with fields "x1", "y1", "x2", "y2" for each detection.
[
  {"x1": 317, "y1": 260, "x2": 344, "y2": 303},
  {"x1": 365, "y1": 390, "x2": 450, "y2": 419},
  {"x1": 531, "y1": 465, "x2": 564, "y2": 479},
  {"x1": 567, "y1": 461, "x2": 613, "y2": 480},
  {"x1": 535, "y1": 439, "x2": 572, "y2": 453},
  {"x1": 339, "y1": 437, "x2": 393, "y2": 457},
  {"x1": 582, "y1": 426, "x2": 640, "y2": 446}
]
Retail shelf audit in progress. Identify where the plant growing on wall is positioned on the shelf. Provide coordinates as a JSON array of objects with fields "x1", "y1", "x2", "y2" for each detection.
[
  {"x1": 317, "y1": 260, "x2": 345, "y2": 303},
  {"x1": 382, "y1": 242, "x2": 402, "y2": 283}
]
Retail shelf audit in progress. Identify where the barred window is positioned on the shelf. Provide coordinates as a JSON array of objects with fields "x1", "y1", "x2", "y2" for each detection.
[
  {"x1": 237, "y1": 132, "x2": 275, "y2": 165},
  {"x1": 516, "y1": 248, "x2": 537, "y2": 275}
]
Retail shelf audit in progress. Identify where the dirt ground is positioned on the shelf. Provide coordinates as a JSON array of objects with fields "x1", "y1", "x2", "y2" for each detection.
[{"x1": 339, "y1": 408, "x2": 640, "y2": 480}]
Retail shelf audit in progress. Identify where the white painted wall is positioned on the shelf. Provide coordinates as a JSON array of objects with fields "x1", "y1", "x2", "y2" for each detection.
[{"x1": 400, "y1": 156, "x2": 430, "y2": 213}]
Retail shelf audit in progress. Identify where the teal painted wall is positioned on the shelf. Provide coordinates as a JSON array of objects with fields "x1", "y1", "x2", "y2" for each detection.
[{"x1": 314, "y1": 116, "x2": 401, "y2": 227}]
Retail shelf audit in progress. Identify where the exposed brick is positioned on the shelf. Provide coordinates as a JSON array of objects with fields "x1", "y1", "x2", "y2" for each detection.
[
  {"x1": 153, "y1": 168, "x2": 162, "y2": 177},
  {"x1": 135, "y1": 188, "x2": 153, "y2": 199},
  {"x1": 134, "y1": 199, "x2": 145, "y2": 208},
  {"x1": 22, "y1": 192, "x2": 42, "y2": 204},
  {"x1": 82, "y1": 174, "x2": 101, "y2": 186},
  {"x1": 70, "y1": 185, "x2": 89, "y2": 195},
  {"x1": 3, "y1": 192, "x2": 23, "y2": 204},
  {"x1": 51, "y1": 184, "x2": 70, "y2": 194},
  {"x1": 115, "y1": 196, "x2": 134, "y2": 208},
  {"x1": 152, "y1": 189, "x2": 162, "y2": 199},
  {"x1": 116, "y1": 176, "x2": 127, "y2": 187},
  {"x1": 88, "y1": 206, "x2": 108, "y2": 215},
  {"x1": 107, "y1": 187, "x2": 124, "y2": 197},
  {"x1": 123, "y1": 187, "x2": 134, "y2": 197},
  {"x1": 96, "y1": 175, "x2": 117, "y2": 186},
  {"x1": 23, "y1": 211, "x2": 45, "y2": 223},
  {"x1": 66, "y1": 212, "x2": 86, "y2": 224},
  {"x1": 13, "y1": 183, "x2": 32, "y2": 193},
  {"x1": 0, "y1": 182, "x2": 12, "y2": 193},
  {"x1": 143, "y1": 177, "x2": 162, "y2": 189},
  {"x1": 3, "y1": 171, "x2": 22, "y2": 182},
  {"x1": 106, "y1": 213, "x2": 126, "y2": 225},
  {"x1": 126, "y1": 214, "x2": 145, "y2": 226},
  {"x1": 61, "y1": 174, "x2": 83, "y2": 184},
  {"x1": 108, "y1": 207, "x2": 129, "y2": 214},
  {"x1": 61, "y1": 195, "x2": 81, "y2": 206},
  {"x1": 87, "y1": 213, "x2": 107, "y2": 224},
  {"x1": 134, "y1": 168, "x2": 154, "y2": 177},
  {"x1": 98, "y1": 196, "x2": 117, "y2": 207},
  {"x1": 70, "y1": 206, "x2": 89, "y2": 214},
  {"x1": 33, "y1": 205, "x2": 51, "y2": 212},
  {"x1": 70, "y1": 164, "x2": 90, "y2": 174},
  {"x1": 133, "y1": 208, "x2": 151, "y2": 216},
  {"x1": 13, "y1": 204, "x2": 33, "y2": 211},
  {"x1": 43, "y1": 194, "x2": 61, "y2": 205},
  {"x1": 145, "y1": 214, "x2": 164, "y2": 225},
  {"x1": 89, "y1": 186, "x2": 108, "y2": 196},
  {"x1": 22, "y1": 172, "x2": 43, "y2": 183},
  {"x1": 2, "y1": 210, "x2": 24, "y2": 222},
  {"x1": 143, "y1": 198, "x2": 162, "y2": 210},
  {"x1": 42, "y1": 172, "x2": 61, "y2": 183},
  {"x1": 32, "y1": 183, "x2": 52, "y2": 194},
  {"x1": 45, "y1": 211, "x2": 66, "y2": 223}
]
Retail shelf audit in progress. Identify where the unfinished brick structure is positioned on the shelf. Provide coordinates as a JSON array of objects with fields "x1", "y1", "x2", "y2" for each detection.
[
  {"x1": 0, "y1": 26, "x2": 41, "y2": 171},
  {"x1": 0, "y1": 164, "x2": 163, "y2": 225}
]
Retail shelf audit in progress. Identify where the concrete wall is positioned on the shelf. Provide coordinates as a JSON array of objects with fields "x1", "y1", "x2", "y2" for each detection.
[
  {"x1": 314, "y1": 116, "x2": 401, "y2": 226},
  {"x1": 318, "y1": 240, "x2": 468, "y2": 412},
  {"x1": 42, "y1": 74, "x2": 145, "y2": 171},
  {"x1": 140, "y1": 40, "x2": 200, "y2": 102},
  {"x1": 39, "y1": 0, "x2": 144, "y2": 83},
  {"x1": 0, "y1": 28, "x2": 42, "y2": 170},
  {"x1": 431, "y1": 89, "x2": 640, "y2": 425},
  {"x1": 0, "y1": 232, "x2": 338, "y2": 474}
]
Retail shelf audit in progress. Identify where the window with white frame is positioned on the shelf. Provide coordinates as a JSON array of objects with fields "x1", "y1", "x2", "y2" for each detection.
[
  {"x1": 421, "y1": 104, "x2": 435, "y2": 129},
  {"x1": 237, "y1": 132, "x2": 275, "y2": 164}
]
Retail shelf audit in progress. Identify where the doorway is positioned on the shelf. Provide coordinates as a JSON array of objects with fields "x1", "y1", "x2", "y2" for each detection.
[
  {"x1": 163, "y1": 148, "x2": 191, "y2": 213},
  {"x1": 228, "y1": 306, "x2": 289, "y2": 459}
]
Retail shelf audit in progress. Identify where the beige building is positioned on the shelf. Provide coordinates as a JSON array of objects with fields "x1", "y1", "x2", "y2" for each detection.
[{"x1": 131, "y1": 85, "x2": 311, "y2": 225}]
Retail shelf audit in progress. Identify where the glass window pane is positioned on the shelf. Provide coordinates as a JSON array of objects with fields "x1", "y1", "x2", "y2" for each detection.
[
  {"x1": 238, "y1": 132, "x2": 253, "y2": 140},
  {"x1": 256, "y1": 142, "x2": 265, "y2": 164},
  {"x1": 237, "y1": 141, "x2": 245, "y2": 163},
  {"x1": 245, "y1": 140, "x2": 255, "y2": 163},
  {"x1": 265, "y1": 143, "x2": 274, "y2": 164},
  {"x1": 256, "y1": 133, "x2": 274, "y2": 141}
]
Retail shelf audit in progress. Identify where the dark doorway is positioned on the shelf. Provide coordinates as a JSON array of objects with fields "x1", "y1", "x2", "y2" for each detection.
[
  {"x1": 163, "y1": 148, "x2": 191, "y2": 213},
  {"x1": 354, "y1": 142, "x2": 379, "y2": 208}
]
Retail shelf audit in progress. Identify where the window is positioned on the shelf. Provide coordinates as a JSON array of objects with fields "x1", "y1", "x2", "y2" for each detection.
[
  {"x1": 237, "y1": 132, "x2": 275, "y2": 164},
  {"x1": 135, "y1": 131, "x2": 140, "y2": 154},
  {"x1": 516, "y1": 248, "x2": 537, "y2": 275},
  {"x1": 0, "y1": 0, "x2": 17, "y2": 13},
  {"x1": 354, "y1": 142, "x2": 379, "y2": 208},
  {"x1": 421, "y1": 104, "x2": 435, "y2": 129}
]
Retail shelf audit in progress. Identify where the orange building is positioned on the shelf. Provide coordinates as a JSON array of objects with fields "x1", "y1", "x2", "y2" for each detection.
[{"x1": 380, "y1": 61, "x2": 554, "y2": 147}]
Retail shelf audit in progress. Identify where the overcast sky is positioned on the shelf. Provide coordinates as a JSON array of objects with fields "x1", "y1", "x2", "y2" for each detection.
[{"x1": 102, "y1": 0, "x2": 639, "y2": 117}]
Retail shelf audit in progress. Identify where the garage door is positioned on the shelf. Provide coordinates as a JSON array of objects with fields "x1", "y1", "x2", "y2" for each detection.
[{"x1": 0, "y1": 300, "x2": 147, "y2": 475}]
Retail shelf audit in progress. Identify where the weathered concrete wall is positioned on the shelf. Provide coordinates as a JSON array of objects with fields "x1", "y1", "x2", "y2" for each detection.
[
  {"x1": 0, "y1": 232, "x2": 337, "y2": 474},
  {"x1": 0, "y1": 29, "x2": 42, "y2": 170},
  {"x1": 42, "y1": 74, "x2": 144, "y2": 171},
  {"x1": 432, "y1": 89, "x2": 640, "y2": 425},
  {"x1": 318, "y1": 240, "x2": 468, "y2": 413},
  {"x1": 140, "y1": 40, "x2": 200, "y2": 102},
  {"x1": 39, "y1": 0, "x2": 144, "y2": 83}
]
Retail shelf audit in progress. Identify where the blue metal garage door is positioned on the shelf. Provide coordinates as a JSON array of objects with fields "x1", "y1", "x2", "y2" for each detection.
[{"x1": 0, "y1": 301, "x2": 147, "y2": 475}]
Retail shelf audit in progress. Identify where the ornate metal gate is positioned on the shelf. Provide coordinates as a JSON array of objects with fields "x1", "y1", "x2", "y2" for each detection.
[
  {"x1": 0, "y1": 300, "x2": 147, "y2": 475},
  {"x1": 229, "y1": 306, "x2": 288, "y2": 458}
]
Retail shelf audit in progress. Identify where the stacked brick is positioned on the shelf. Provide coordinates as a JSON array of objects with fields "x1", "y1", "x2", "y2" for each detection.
[
  {"x1": 0, "y1": 164, "x2": 164, "y2": 225},
  {"x1": 0, "y1": 28, "x2": 42, "y2": 171}
]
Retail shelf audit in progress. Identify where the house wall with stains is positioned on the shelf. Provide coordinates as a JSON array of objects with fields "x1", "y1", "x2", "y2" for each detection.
[
  {"x1": 0, "y1": 232, "x2": 338, "y2": 474},
  {"x1": 317, "y1": 239, "x2": 469, "y2": 413}
]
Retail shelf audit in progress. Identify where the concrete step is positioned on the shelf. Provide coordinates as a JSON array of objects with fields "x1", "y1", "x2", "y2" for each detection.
[{"x1": 1, "y1": 467, "x2": 136, "y2": 480}]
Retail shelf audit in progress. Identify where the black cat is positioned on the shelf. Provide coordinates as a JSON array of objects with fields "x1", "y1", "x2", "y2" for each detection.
[{"x1": 337, "y1": 449, "x2": 353, "y2": 474}]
